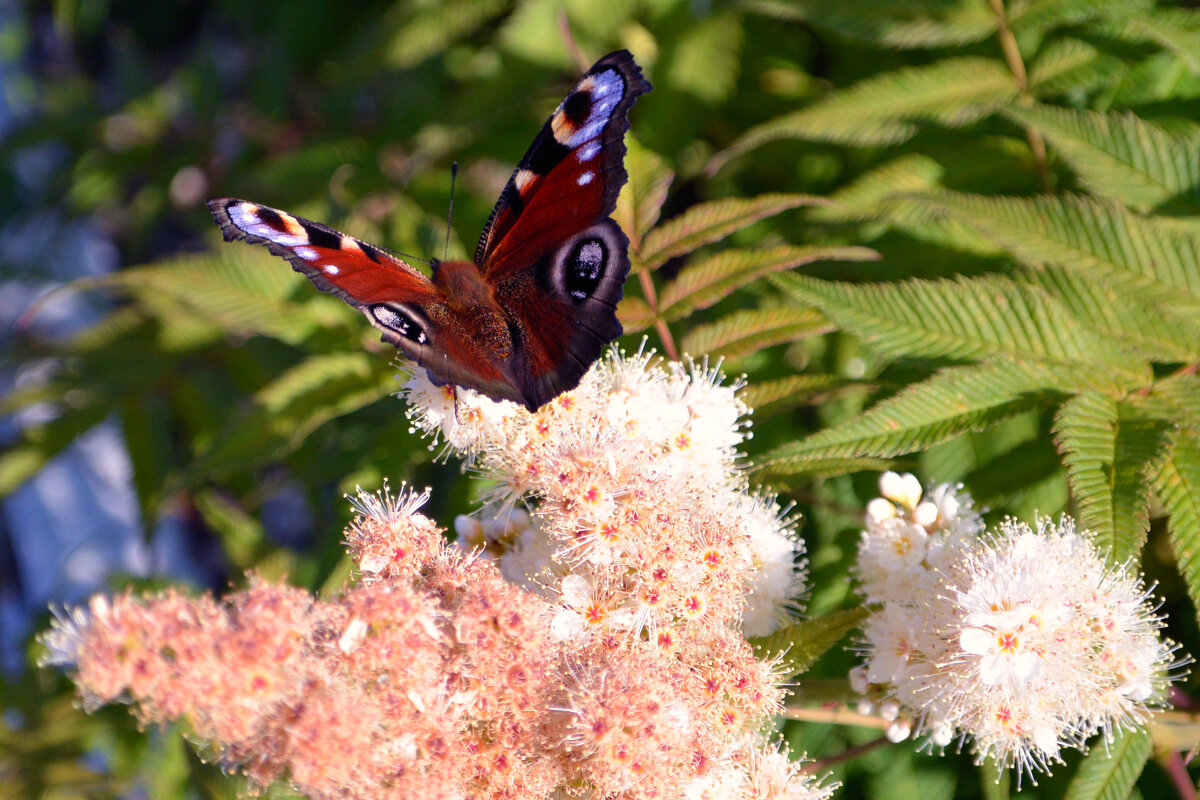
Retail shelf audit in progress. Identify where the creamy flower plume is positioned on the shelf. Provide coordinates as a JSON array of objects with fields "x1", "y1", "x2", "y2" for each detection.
[
  {"x1": 44, "y1": 351, "x2": 821, "y2": 800},
  {"x1": 852, "y1": 472, "x2": 1179, "y2": 780}
]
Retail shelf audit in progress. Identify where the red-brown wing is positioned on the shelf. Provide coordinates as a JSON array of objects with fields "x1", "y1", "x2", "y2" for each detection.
[
  {"x1": 208, "y1": 197, "x2": 439, "y2": 306},
  {"x1": 208, "y1": 197, "x2": 517, "y2": 401},
  {"x1": 475, "y1": 50, "x2": 651, "y2": 279},
  {"x1": 496, "y1": 218, "x2": 633, "y2": 411}
]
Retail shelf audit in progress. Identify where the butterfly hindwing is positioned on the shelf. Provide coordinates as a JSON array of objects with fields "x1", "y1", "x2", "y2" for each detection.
[{"x1": 495, "y1": 218, "x2": 631, "y2": 410}]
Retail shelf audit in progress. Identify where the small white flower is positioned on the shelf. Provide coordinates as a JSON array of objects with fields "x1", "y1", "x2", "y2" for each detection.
[
  {"x1": 338, "y1": 618, "x2": 369, "y2": 654},
  {"x1": 879, "y1": 471, "x2": 923, "y2": 510}
]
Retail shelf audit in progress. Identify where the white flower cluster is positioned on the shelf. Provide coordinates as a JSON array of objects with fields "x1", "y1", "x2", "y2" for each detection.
[
  {"x1": 402, "y1": 346, "x2": 806, "y2": 638},
  {"x1": 853, "y1": 472, "x2": 1178, "y2": 779}
]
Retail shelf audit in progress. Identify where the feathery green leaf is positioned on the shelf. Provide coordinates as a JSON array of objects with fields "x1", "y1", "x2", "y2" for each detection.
[
  {"x1": 1062, "y1": 727, "x2": 1151, "y2": 800},
  {"x1": 1092, "y1": 7, "x2": 1200, "y2": 74},
  {"x1": 637, "y1": 194, "x2": 821, "y2": 273},
  {"x1": 616, "y1": 296, "x2": 656, "y2": 334},
  {"x1": 909, "y1": 191, "x2": 1200, "y2": 301},
  {"x1": 183, "y1": 353, "x2": 397, "y2": 485},
  {"x1": 1155, "y1": 433, "x2": 1200, "y2": 628},
  {"x1": 1144, "y1": 374, "x2": 1200, "y2": 437},
  {"x1": 738, "y1": 374, "x2": 852, "y2": 418},
  {"x1": 750, "y1": 606, "x2": 869, "y2": 678},
  {"x1": 741, "y1": 0, "x2": 995, "y2": 49},
  {"x1": 659, "y1": 244, "x2": 878, "y2": 321},
  {"x1": 1001, "y1": 104, "x2": 1200, "y2": 212},
  {"x1": 772, "y1": 272, "x2": 1148, "y2": 379},
  {"x1": 756, "y1": 358, "x2": 1070, "y2": 476},
  {"x1": 1018, "y1": 267, "x2": 1200, "y2": 362},
  {"x1": 1011, "y1": 0, "x2": 1152, "y2": 35},
  {"x1": 94, "y1": 250, "x2": 338, "y2": 345},
  {"x1": 709, "y1": 57, "x2": 1016, "y2": 171},
  {"x1": 679, "y1": 307, "x2": 830, "y2": 361},
  {"x1": 614, "y1": 138, "x2": 675, "y2": 251},
  {"x1": 1053, "y1": 393, "x2": 1173, "y2": 562}
]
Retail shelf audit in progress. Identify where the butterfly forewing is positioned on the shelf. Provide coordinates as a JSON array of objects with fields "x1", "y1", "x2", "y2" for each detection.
[{"x1": 475, "y1": 50, "x2": 652, "y2": 278}]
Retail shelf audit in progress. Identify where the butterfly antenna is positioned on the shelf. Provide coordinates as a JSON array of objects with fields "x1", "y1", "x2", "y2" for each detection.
[{"x1": 444, "y1": 161, "x2": 458, "y2": 262}]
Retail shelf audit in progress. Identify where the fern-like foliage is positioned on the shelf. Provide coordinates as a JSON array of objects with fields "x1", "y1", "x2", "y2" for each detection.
[{"x1": 11, "y1": 1, "x2": 1200, "y2": 794}]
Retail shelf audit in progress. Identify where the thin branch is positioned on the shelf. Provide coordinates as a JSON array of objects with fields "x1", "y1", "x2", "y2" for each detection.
[
  {"x1": 558, "y1": 11, "x2": 588, "y2": 73},
  {"x1": 1156, "y1": 749, "x2": 1198, "y2": 800},
  {"x1": 637, "y1": 269, "x2": 679, "y2": 360},
  {"x1": 989, "y1": 0, "x2": 1052, "y2": 192},
  {"x1": 781, "y1": 703, "x2": 889, "y2": 730},
  {"x1": 801, "y1": 735, "x2": 892, "y2": 774}
]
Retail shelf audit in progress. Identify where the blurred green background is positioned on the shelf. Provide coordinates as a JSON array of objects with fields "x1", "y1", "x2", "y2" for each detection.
[{"x1": 5, "y1": 0, "x2": 1200, "y2": 797}]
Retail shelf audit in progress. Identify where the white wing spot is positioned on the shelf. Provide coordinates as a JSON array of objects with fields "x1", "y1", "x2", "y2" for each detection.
[
  {"x1": 578, "y1": 241, "x2": 603, "y2": 272},
  {"x1": 578, "y1": 141, "x2": 600, "y2": 162},
  {"x1": 294, "y1": 246, "x2": 318, "y2": 260},
  {"x1": 323, "y1": 264, "x2": 340, "y2": 275},
  {"x1": 577, "y1": 171, "x2": 594, "y2": 186}
]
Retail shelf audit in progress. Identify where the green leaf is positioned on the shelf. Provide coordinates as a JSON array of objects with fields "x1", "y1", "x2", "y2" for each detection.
[
  {"x1": 809, "y1": 154, "x2": 944, "y2": 223},
  {"x1": 772, "y1": 272, "x2": 1147, "y2": 379},
  {"x1": 183, "y1": 353, "x2": 397, "y2": 485},
  {"x1": 193, "y1": 489, "x2": 267, "y2": 570},
  {"x1": 614, "y1": 138, "x2": 675, "y2": 252},
  {"x1": 94, "y1": 250, "x2": 335, "y2": 346},
  {"x1": 1011, "y1": 0, "x2": 1152, "y2": 35},
  {"x1": 637, "y1": 194, "x2": 822, "y2": 273},
  {"x1": 749, "y1": 606, "x2": 869, "y2": 678},
  {"x1": 616, "y1": 295, "x2": 656, "y2": 334},
  {"x1": 679, "y1": 307, "x2": 830, "y2": 361},
  {"x1": 658, "y1": 244, "x2": 878, "y2": 322},
  {"x1": 1144, "y1": 374, "x2": 1200, "y2": 437},
  {"x1": 709, "y1": 57, "x2": 1016, "y2": 170},
  {"x1": 1018, "y1": 267, "x2": 1200, "y2": 362},
  {"x1": 1001, "y1": 104, "x2": 1200, "y2": 213},
  {"x1": 759, "y1": 455, "x2": 897, "y2": 481},
  {"x1": 756, "y1": 358, "x2": 1068, "y2": 476},
  {"x1": 907, "y1": 192, "x2": 1200, "y2": 302},
  {"x1": 666, "y1": 11, "x2": 743, "y2": 104},
  {"x1": 0, "y1": 403, "x2": 111, "y2": 496},
  {"x1": 1093, "y1": 7, "x2": 1200, "y2": 74},
  {"x1": 1053, "y1": 393, "x2": 1173, "y2": 563},
  {"x1": 384, "y1": 0, "x2": 506, "y2": 67},
  {"x1": 1026, "y1": 38, "x2": 1123, "y2": 98},
  {"x1": 741, "y1": 0, "x2": 996, "y2": 50},
  {"x1": 739, "y1": 374, "x2": 851, "y2": 418},
  {"x1": 1062, "y1": 728, "x2": 1151, "y2": 800},
  {"x1": 1154, "y1": 432, "x2": 1200, "y2": 629}
]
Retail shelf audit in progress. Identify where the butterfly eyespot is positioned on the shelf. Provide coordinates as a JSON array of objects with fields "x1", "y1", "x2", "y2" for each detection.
[
  {"x1": 367, "y1": 303, "x2": 429, "y2": 345},
  {"x1": 565, "y1": 238, "x2": 607, "y2": 302}
]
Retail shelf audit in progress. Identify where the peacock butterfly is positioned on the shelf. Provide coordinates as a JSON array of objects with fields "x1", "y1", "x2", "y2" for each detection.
[{"x1": 208, "y1": 50, "x2": 651, "y2": 412}]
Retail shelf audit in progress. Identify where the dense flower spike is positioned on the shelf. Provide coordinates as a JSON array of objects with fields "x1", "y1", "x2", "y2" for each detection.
[
  {"x1": 852, "y1": 472, "x2": 1179, "y2": 780},
  {"x1": 45, "y1": 351, "x2": 821, "y2": 800}
]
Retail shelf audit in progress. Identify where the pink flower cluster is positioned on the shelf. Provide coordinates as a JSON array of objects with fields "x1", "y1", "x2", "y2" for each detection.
[{"x1": 43, "y1": 351, "x2": 828, "y2": 800}]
